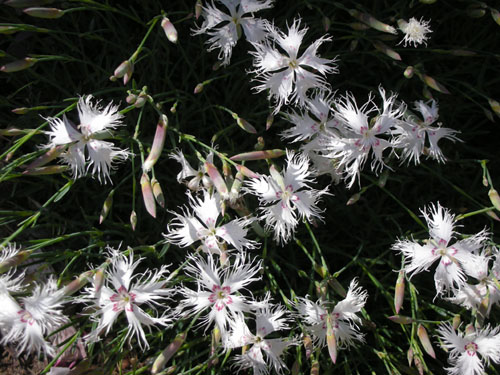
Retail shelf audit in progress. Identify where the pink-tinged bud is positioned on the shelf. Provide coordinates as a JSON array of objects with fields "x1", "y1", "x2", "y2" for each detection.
[
  {"x1": 254, "y1": 136, "x2": 265, "y2": 151},
  {"x1": 346, "y1": 193, "x2": 361, "y2": 206},
  {"x1": 23, "y1": 7, "x2": 64, "y2": 19},
  {"x1": 310, "y1": 360, "x2": 319, "y2": 375},
  {"x1": 130, "y1": 210, "x2": 137, "y2": 231},
  {"x1": 63, "y1": 270, "x2": 93, "y2": 296},
  {"x1": 315, "y1": 280, "x2": 327, "y2": 299},
  {"x1": 291, "y1": 359, "x2": 300, "y2": 375},
  {"x1": 326, "y1": 314, "x2": 337, "y2": 364},
  {"x1": 465, "y1": 323, "x2": 475, "y2": 335},
  {"x1": 489, "y1": 188, "x2": 500, "y2": 211},
  {"x1": 348, "y1": 22, "x2": 370, "y2": 30},
  {"x1": 323, "y1": 16, "x2": 331, "y2": 32},
  {"x1": 204, "y1": 161, "x2": 228, "y2": 198},
  {"x1": 222, "y1": 159, "x2": 231, "y2": 178},
  {"x1": 372, "y1": 40, "x2": 401, "y2": 61},
  {"x1": 388, "y1": 315, "x2": 413, "y2": 324},
  {"x1": 479, "y1": 293, "x2": 490, "y2": 318},
  {"x1": 487, "y1": 210, "x2": 500, "y2": 221},
  {"x1": 194, "y1": 83, "x2": 204, "y2": 94},
  {"x1": 113, "y1": 60, "x2": 133, "y2": 84},
  {"x1": 491, "y1": 8, "x2": 500, "y2": 25},
  {"x1": 23, "y1": 145, "x2": 64, "y2": 170},
  {"x1": 0, "y1": 250, "x2": 30, "y2": 274},
  {"x1": 265, "y1": 114, "x2": 274, "y2": 130},
  {"x1": 349, "y1": 9, "x2": 397, "y2": 34},
  {"x1": 126, "y1": 94, "x2": 136, "y2": 104},
  {"x1": 488, "y1": 98, "x2": 500, "y2": 117},
  {"x1": 161, "y1": 17, "x2": 178, "y2": 44},
  {"x1": 151, "y1": 332, "x2": 186, "y2": 374},
  {"x1": 404, "y1": 66, "x2": 414, "y2": 79},
  {"x1": 407, "y1": 347, "x2": 414, "y2": 366},
  {"x1": 327, "y1": 277, "x2": 347, "y2": 297},
  {"x1": 236, "y1": 117, "x2": 257, "y2": 134},
  {"x1": 12, "y1": 107, "x2": 30, "y2": 114},
  {"x1": 99, "y1": 191, "x2": 114, "y2": 224},
  {"x1": 417, "y1": 324, "x2": 435, "y2": 359},
  {"x1": 195, "y1": 0, "x2": 202, "y2": 19},
  {"x1": 1, "y1": 57, "x2": 37, "y2": 73},
  {"x1": 133, "y1": 93, "x2": 148, "y2": 108},
  {"x1": 421, "y1": 74, "x2": 450, "y2": 94},
  {"x1": 93, "y1": 267, "x2": 105, "y2": 295},
  {"x1": 22, "y1": 165, "x2": 68, "y2": 175},
  {"x1": 452, "y1": 314, "x2": 461, "y2": 330},
  {"x1": 143, "y1": 115, "x2": 168, "y2": 172},
  {"x1": 0, "y1": 26, "x2": 20, "y2": 34},
  {"x1": 5, "y1": 0, "x2": 54, "y2": 7},
  {"x1": 414, "y1": 356, "x2": 424, "y2": 375},
  {"x1": 303, "y1": 335, "x2": 313, "y2": 359},
  {"x1": 141, "y1": 173, "x2": 156, "y2": 218},
  {"x1": 235, "y1": 164, "x2": 259, "y2": 179},
  {"x1": 109, "y1": 75, "x2": 117, "y2": 82},
  {"x1": 0, "y1": 128, "x2": 24, "y2": 136},
  {"x1": 230, "y1": 149, "x2": 285, "y2": 161},
  {"x1": 151, "y1": 177, "x2": 165, "y2": 208},
  {"x1": 394, "y1": 270, "x2": 405, "y2": 314}
]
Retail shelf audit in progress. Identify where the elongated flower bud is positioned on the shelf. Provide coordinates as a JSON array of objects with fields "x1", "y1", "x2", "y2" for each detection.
[
  {"x1": 394, "y1": 270, "x2": 405, "y2": 314},
  {"x1": 194, "y1": 83, "x2": 204, "y2": 94},
  {"x1": 63, "y1": 270, "x2": 94, "y2": 296},
  {"x1": 23, "y1": 7, "x2": 64, "y2": 19},
  {"x1": 230, "y1": 149, "x2": 285, "y2": 161},
  {"x1": 404, "y1": 66, "x2": 414, "y2": 79},
  {"x1": 417, "y1": 324, "x2": 435, "y2": 358},
  {"x1": 326, "y1": 314, "x2": 337, "y2": 364},
  {"x1": 143, "y1": 114, "x2": 168, "y2": 172},
  {"x1": 130, "y1": 210, "x2": 137, "y2": 231},
  {"x1": 151, "y1": 177, "x2": 165, "y2": 208},
  {"x1": 303, "y1": 335, "x2": 313, "y2": 359},
  {"x1": 126, "y1": 94, "x2": 137, "y2": 104},
  {"x1": 161, "y1": 17, "x2": 178, "y2": 43},
  {"x1": 113, "y1": 60, "x2": 133, "y2": 84},
  {"x1": 141, "y1": 173, "x2": 156, "y2": 218},
  {"x1": 388, "y1": 315, "x2": 413, "y2": 324},
  {"x1": 327, "y1": 276, "x2": 347, "y2": 297},
  {"x1": 346, "y1": 193, "x2": 361, "y2": 205},
  {"x1": 235, "y1": 164, "x2": 259, "y2": 179},
  {"x1": 22, "y1": 165, "x2": 68, "y2": 175},
  {"x1": 1, "y1": 57, "x2": 37, "y2": 73},
  {"x1": 151, "y1": 332, "x2": 186, "y2": 374},
  {"x1": 99, "y1": 190, "x2": 114, "y2": 224},
  {"x1": 310, "y1": 360, "x2": 319, "y2": 375},
  {"x1": 204, "y1": 161, "x2": 228, "y2": 199},
  {"x1": 0, "y1": 250, "x2": 30, "y2": 274},
  {"x1": 24, "y1": 145, "x2": 64, "y2": 170},
  {"x1": 488, "y1": 98, "x2": 500, "y2": 117},
  {"x1": 349, "y1": 9, "x2": 397, "y2": 34},
  {"x1": 489, "y1": 188, "x2": 500, "y2": 211},
  {"x1": 195, "y1": 0, "x2": 202, "y2": 19},
  {"x1": 452, "y1": 314, "x2": 461, "y2": 330},
  {"x1": 372, "y1": 40, "x2": 401, "y2": 61},
  {"x1": 421, "y1": 74, "x2": 450, "y2": 94},
  {"x1": 407, "y1": 347, "x2": 414, "y2": 366}
]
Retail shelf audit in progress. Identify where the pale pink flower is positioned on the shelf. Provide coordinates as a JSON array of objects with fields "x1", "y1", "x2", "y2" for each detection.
[
  {"x1": 164, "y1": 190, "x2": 258, "y2": 255},
  {"x1": 178, "y1": 252, "x2": 261, "y2": 337},
  {"x1": 170, "y1": 149, "x2": 213, "y2": 191},
  {"x1": 393, "y1": 203, "x2": 490, "y2": 296},
  {"x1": 250, "y1": 18, "x2": 337, "y2": 113},
  {"x1": 82, "y1": 249, "x2": 173, "y2": 350},
  {"x1": 245, "y1": 151, "x2": 328, "y2": 244},
  {"x1": 45, "y1": 95, "x2": 129, "y2": 183},
  {"x1": 437, "y1": 323, "x2": 500, "y2": 375}
]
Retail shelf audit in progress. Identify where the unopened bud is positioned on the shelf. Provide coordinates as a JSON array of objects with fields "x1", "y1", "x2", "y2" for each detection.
[
  {"x1": 254, "y1": 136, "x2": 265, "y2": 150},
  {"x1": 141, "y1": 173, "x2": 156, "y2": 218},
  {"x1": 205, "y1": 162, "x2": 228, "y2": 199},
  {"x1": 63, "y1": 270, "x2": 93, "y2": 296},
  {"x1": 1, "y1": 57, "x2": 37, "y2": 73},
  {"x1": 130, "y1": 210, "x2": 137, "y2": 231},
  {"x1": 310, "y1": 360, "x2": 319, "y2": 375},
  {"x1": 93, "y1": 267, "x2": 105, "y2": 294},
  {"x1": 417, "y1": 324, "x2": 435, "y2": 358},
  {"x1": 151, "y1": 177, "x2": 165, "y2": 208},
  {"x1": 489, "y1": 188, "x2": 500, "y2": 211},
  {"x1": 161, "y1": 17, "x2": 178, "y2": 44},
  {"x1": 235, "y1": 164, "x2": 259, "y2": 179},
  {"x1": 99, "y1": 190, "x2": 114, "y2": 224},
  {"x1": 414, "y1": 356, "x2": 424, "y2": 375},
  {"x1": 170, "y1": 101, "x2": 178, "y2": 113},
  {"x1": 488, "y1": 98, "x2": 500, "y2": 117},
  {"x1": 24, "y1": 145, "x2": 64, "y2": 170},
  {"x1": 195, "y1": 0, "x2": 202, "y2": 19},
  {"x1": 452, "y1": 314, "x2": 461, "y2": 330},
  {"x1": 303, "y1": 335, "x2": 313, "y2": 359},
  {"x1": 347, "y1": 193, "x2": 361, "y2": 205},
  {"x1": 467, "y1": 8, "x2": 486, "y2": 18},
  {"x1": 394, "y1": 270, "x2": 405, "y2": 314},
  {"x1": 323, "y1": 16, "x2": 331, "y2": 32},
  {"x1": 113, "y1": 60, "x2": 133, "y2": 84},
  {"x1": 265, "y1": 113, "x2": 274, "y2": 130},
  {"x1": 126, "y1": 94, "x2": 136, "y2": 104},
  {"x1": 194, "y1": 83, "x2": 204, "y2": 94},
  {"x1": 388, "y1": 315, "x2": 413, "y2": 324},
  {"x1": 151, "y1": 332, "x2": 186, "y2": 374},
  {"x1": 407, "y1": 347, "x2": 414, "y2": 366},
  {"x1": 12, "y1": 107, "x2": 30, "y2": 114},
  {"x1": 404, "y1": 66, "x2": 414, "y2": 79},
  {"x1": 236, "y1": 117, "x2": 257, "y2": 134},
  {"x1": 230, "y1": 149, "x2": 285, "y2": 161},
  {"x1": 143, "y1": 114, "x2": 168, "y2": 172},
  {"x1": 133, "y1": 93, "x2": 147, "y2": 108},
  {"x1": 23, "y1": 7, "x2": 64, "y2": 19},
  {"x1": 0, "y1": 250, "x2": 30, "y2": 274},
  {"x1": 22, "y1": 165, "x2": 68, "y2": 175},
  {"x1": 349, "y1": 9, "x2": 397, "y2": 34},
  {"x1": 326, "y1": 314, "x2": 337, "y2": 364}
]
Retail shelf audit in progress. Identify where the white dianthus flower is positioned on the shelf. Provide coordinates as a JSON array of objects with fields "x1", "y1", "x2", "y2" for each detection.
[{"x1": 398, "y1": 17, "x2": 432, "y2": 47}]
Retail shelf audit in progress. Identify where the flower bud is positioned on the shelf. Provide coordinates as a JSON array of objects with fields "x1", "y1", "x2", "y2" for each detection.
[
  {"x1": 63, "y1": 270, "x2": 93, "y2": 296},
  {"x1": 488, "y1": 98, "x2": 500, "y2": 117},
  {"x1": 388, "y1": 315, "x2": 413, "y2": 324},
  {"x1": 349, "y1": 9, "x2": 397, "y2": 34},
  {"x1": 12, "y1": 107, "x2": 30, "y2": 114},
  {"x1": 151, "y1": 332, "x2": 186, "y2": 374},
  {"x1": 151, "y1": 177, "x2": 165, "y2": 208},
  {"x1": 22, "y1": 165, "x2": 68, "y2": 175},
  {"x1": 205, "y1": 161, "x2": 228, "y2": 199},
  {"x1": 394, "y1": 270, "x2": 405, "y2": 314},
  {"x1": 254, "y1": 136, "x2": 265, "y2": 150},
  {"x1": 230, "y1": 149, "x2": 285, "y2": 161},
  {"x1": 141, "y1": 173, "x2": 156, "y2": 218},
  {"x1": 23, "y1": 7, "x2": 64, "y2": 19},
  {"x1": 452, "y1": 314, "x2": 461, "y2": 330},
  {"x1": 143, "y1": 114, "x2": 168, "y2": 172},
  {"x1": 491, "y1": 8, "x2": 500, "y2": 26},
  {"x1": 93, "y1": 267, "x2": 105, "y2": 294},
  {"x1": 404, "y1": 66, "x2": 414, "y2": 79},
  {"x1": 133, "y1": 93, "x2": 148, "y2": 108},
  {"x1": 346, "y1": 193, "x2": 361, "y2": 205},
  {"x1": 1, "y1": 57, "x2": 37, "y2": 73},
  {"x1": 130, "y1": 210, "x2": 137, "y2": 231},
  {"x1": 194, "y1": 82, "x2": 204, "y2": 94},
  {"x1": 0, "y1": 250, "x2": 30, "y2": 274},
  {"x1": 326, "y1": 314, "x2": 337, "y2": 364},
  {"x1": 126, "y1": 94, "x2": 136, "y2": 104},
  {"x1": 113, "y1": 60, "x2": 133, "y2": 84},
  {"x1": 99, "y1": 190, "x2": 114, "y2": 224},
  {"x1": 195, "y1": 0, "x2": 202, "y2": 19},
  {"x1": 236, "y1": 117, "x2": 257, "y2": 134},
  {"x1": 417, "y1": 324, "x2": 435, "y2": 358},
  {"x1": 310, "y1": 360, "x2": 319, "y2": 375},
  {"x1": 235, "y1": 164, "x2": 259, "y2": 179},
  {"x1": 323, "y1": 16, "x2": 331, "y2": 32},
  {"x1": 489, "y1": 188, "x2": 500, "y2": 211},
  {"x1": 161, "y1": 17, "x2": 178, "y2": 44},
  {"x1": 24, "y1": 145, "x2": 64, "y2": 170},
  {"x1": 421, "y1": 74, "x2": 450, "y2": 94},
  {"x1": 407, "y1": 347, "x2": 414, "y2": 366}
]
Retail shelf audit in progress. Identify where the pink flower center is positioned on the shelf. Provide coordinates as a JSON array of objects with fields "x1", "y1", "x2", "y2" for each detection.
[
  {"x1": 208, "y1": 285, "x2": 232, "y2": 311},
  {"x1": 276, "y1": 184, "x2": 299, "y2": 208},
  {"x1": 431, "y1": 245, "x2": 457, "y2": 266},
  {"x1": 18, "y1": 310, "x2": 34, "y2": 325},
  {"x1": 464, "y1": 342, "x2": 478, "y2": 356},
  {"x1": 110, "y1": 285, "x2": 136, "y2": 312}
]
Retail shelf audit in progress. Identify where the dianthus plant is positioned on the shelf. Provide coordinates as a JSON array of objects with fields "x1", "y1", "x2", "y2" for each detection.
[
  {"x1": 193, "y1": 0, "x2": 274, "y2": 66},
  {"x1": 250, "y1": 18, "x2": 337, "y2": 113},
  {"x1": 437, "y1": 323, "x2": 500, "y2": 375},
  {"x1": 45, "y1": 95, "x2": 129, "y2": 183},
  {"x1": 293, "y1": 279, "x2": 368, "y2": 363},
  {"x1": 164, "y1": 189, "x2": 258, "y2": 255},
  {"x1": 245, "y1": 151, "x2": 328, "y2": 244},
  {"x1": 81, "y1": 249, "x2": 173, "y2": 350},
  {"x1": 225, "y1": 303, "x2": 296, "y2": 375},
  {"x1": 392, "y1": 202, "x2": 490, "y2": 297},
  {"x1": 177, "y1": 252, "x2": 261, "y2": 337}
]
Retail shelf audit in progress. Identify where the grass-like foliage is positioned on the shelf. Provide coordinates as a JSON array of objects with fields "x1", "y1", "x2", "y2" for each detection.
[{"x1": 1, "y1": 0, "x2": 500, "y2": 374}]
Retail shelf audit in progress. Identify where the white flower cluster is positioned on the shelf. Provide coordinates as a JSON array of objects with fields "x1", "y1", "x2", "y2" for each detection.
[{"x1": 392, "y1": 202, "x2": 500, "y2": 375}]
